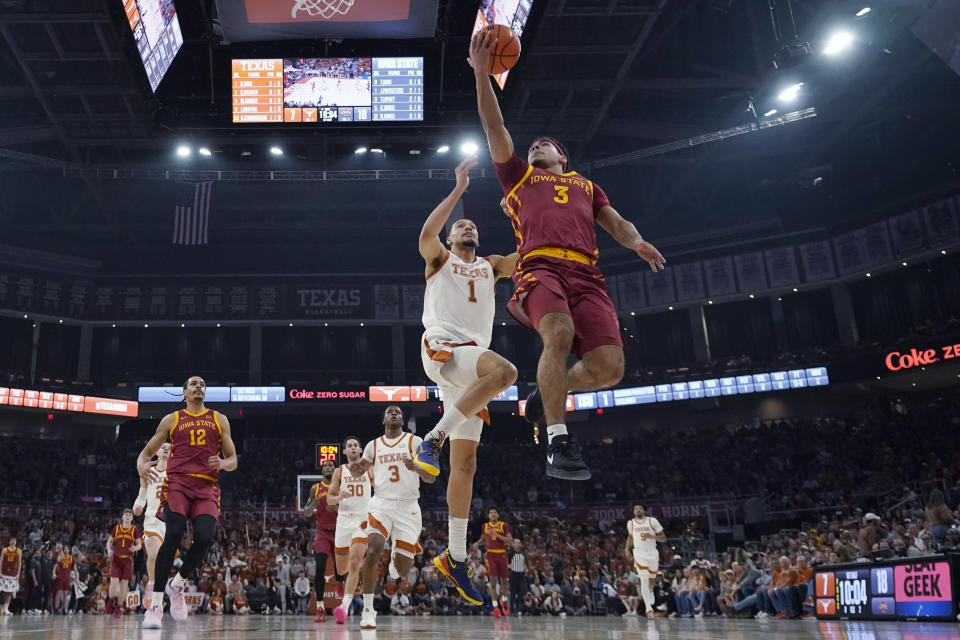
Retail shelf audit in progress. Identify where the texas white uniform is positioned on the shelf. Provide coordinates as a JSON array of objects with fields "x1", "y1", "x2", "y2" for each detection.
[
  {"x1": 362, "y1": 432, "x2": 423, "y2": 558},
  {"x1": 134, "y1": 467, "x2": 168, "y2": 541},
  {"x1": 420, "y1": 250, "x2": 497, "y2": 442},
  {"x1": 628, "y1": 516, "x2": 663, "y2": 574},
  {"x1": 334, "y1": 465, "x2": 372, "y2": 554}
]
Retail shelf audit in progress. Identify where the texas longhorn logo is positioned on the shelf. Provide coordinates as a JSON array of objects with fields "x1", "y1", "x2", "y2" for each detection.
[{"x1": 291, "y1": 0, "x2": 355, "y2": 19}]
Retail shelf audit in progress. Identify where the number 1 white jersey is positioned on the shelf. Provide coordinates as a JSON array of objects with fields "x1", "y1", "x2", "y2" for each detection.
[
  {"x1": 362, "y1": 432, "x2": 423, "y2": 501},
  {"x1": 337, "y1": 465, "x2": 372, "y2": 516},
  {"x1": 422, "y1": 251, "x2": 496, "y2": 349},
  {"x1": 628, "y1": 516, "x2": 663, "y2": 557}
]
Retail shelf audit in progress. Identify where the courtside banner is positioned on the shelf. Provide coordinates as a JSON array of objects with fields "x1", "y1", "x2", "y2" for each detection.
[{"x1": 214, "y1": 0, "x2": 439, "y2": 40}]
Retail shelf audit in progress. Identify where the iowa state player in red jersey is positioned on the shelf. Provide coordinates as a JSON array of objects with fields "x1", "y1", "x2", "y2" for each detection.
[
  {"x1": 473, "y1": 506, "x2": 513, "y2": 617},
  {"x1": 135, "y1": 375, "x2": 238, "y2": 629},
  {"x1": 302, "y1": 459, "x2": 339, "y2": 622},
  {"x1": 105, "y1": 509, "x2": 140, "y2": 618},
  {"x1": 469, "y1": 29, "x2": 666, "y2": 480}
]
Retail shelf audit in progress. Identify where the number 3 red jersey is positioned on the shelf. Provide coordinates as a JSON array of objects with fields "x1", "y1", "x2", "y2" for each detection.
[
  {"x1": 167, "y1": 409, "x2": 223, "y2": 481},
  {"x1": 495, "y1": 153, "x2": 610, "y2": 261}
]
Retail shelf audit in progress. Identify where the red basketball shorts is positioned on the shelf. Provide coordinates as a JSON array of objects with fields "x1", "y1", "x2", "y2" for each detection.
[
  {"x1": 161, "y1": 473, "x2": 221, "y2": 521},
  {"x1": 486, "y1": 552, "x2": 509, "y2": 578},
  {"x1": 110, "y1": 556, "x2": 133, "y2": 581},
  {"x1": 312, "y1": 529, "x2": 335, "y2": 555},
  {"x1": 508, "y1": 257, "x2": 623, "y2": 357}
]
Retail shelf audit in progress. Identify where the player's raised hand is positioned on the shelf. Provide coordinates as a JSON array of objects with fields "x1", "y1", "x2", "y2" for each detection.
[
  {"x1": 455, "y1": 156, "x2": 478, "y2": 191},
  {"x1": 468, "y1": 27, "x2": 496, "y2": 73},
  {"x1": 133, "y1": 505, "x2": 143, "y2": 517},
  {"x1": 633, "y1": 239, "x2": 666, "y2": 272},
  {"x1": 137, "y1": 459, "x2": 160, "y2": 484}
]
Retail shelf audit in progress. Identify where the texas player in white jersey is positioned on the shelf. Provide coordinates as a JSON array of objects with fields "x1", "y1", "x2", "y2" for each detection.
[
  {"x1": 413, "y1": 157, "x2": 518, "y2": 604},
  {"x1": 327, "y1": 435, "x2": 372, "y2": 624},
  {"x1": 624, "y1": 503, "x2": 666, "y2": 616},
  {"x1": 132, "y1": 442, "x2": 169, "y2": 608},
  {"x1": 349, "y1": 405, "x2": 436, "y2": 629}
]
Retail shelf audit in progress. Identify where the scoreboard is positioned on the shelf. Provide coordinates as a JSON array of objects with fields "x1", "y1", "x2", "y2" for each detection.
[
  {"x1": 232, "y1": 57, "x2": 423, "y2": 124},
  {"x1": 815, "y1": 556, "x2": 957, "y2": 621},
  {"x1": 315, "y1": 443, "x2": 341, "y2": 468}
]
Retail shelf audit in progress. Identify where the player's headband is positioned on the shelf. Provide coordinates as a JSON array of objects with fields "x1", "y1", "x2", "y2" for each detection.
[{"x1": 532, "y1": 137, "x2": 569, "y2": 171}]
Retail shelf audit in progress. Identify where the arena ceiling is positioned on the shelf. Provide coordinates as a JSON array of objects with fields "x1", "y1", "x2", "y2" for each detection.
[{"x1": 0, "y1": 0, "x2": 958, "y2": 274}]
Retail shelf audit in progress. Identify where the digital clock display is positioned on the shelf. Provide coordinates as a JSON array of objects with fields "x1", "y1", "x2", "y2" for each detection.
[{"x1": 316, "y1": 443, "x2": 340, "y2": 469}]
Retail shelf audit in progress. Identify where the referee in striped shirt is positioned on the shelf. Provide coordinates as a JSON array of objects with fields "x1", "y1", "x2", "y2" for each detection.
[{"x1": 508, "y1": 539, "x2": 527, "y2": 615}]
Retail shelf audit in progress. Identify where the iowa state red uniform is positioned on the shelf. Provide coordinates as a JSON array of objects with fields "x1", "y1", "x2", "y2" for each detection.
[
  {"x1": 483, "y1": 521, "x2": 511, "y2": 578},
  {"x1": 1, "y1": 547, "x2": 20, "y2": 577},
  {"x1": 163, "y1": 408, "x2": 223, "y2": 520},
  {"x1": 110, "y1": 525, "x2": 139, "y2": 580},
  {"x1": 311, "y1": 482, "x2": 338, "y2": 555},
  {"x1": 495, "y1": 152, "x2": 622, "y2": 357},
  {"x1": 55, "y1": 553, "x2": 74, "y2": 589}
]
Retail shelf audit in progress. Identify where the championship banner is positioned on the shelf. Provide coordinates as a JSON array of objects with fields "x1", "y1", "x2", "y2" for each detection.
[
  {"x1": 855, "y1": 220, "x2": 893, "y2": 267},
  {"x1": 733, "y1": 252, "x2": 767, "y2": 292},
  {"x1": 703, "y1": 257, "x2": 737, "y2": 297},
  {"x1": 374, "y1": 284, "x2": 400, "y2": 320},
  {"x1": 798, "y1": 240, "x2": 837, "y2": 282},
  {"x1": 889, "y1": 209, "x2": 925, "y2": 255},
  {"x1": 922, "y1": 196, "x2": 959, "y2": 243},
  {"x1": 673, "y1": 262, "x2": 705, "y2": 302},
  {"x1": 617, "y1": 272, "x2": 647, "y2": 310},
  {"x1": 215, "y1": 0, "x2": 440, "y2": 41},
  {"x1": 402, "y1": 284, "x2": 424, "y2": 320},
  {"x1": 833, "y1": 231, "x2": 867, "y2": 275},
  {"x1": 645, "y1": 269, "x2": 675, "y2": 306},
  {"x1": 764, "y1": 247, "x2": 800, "y2": 288}
]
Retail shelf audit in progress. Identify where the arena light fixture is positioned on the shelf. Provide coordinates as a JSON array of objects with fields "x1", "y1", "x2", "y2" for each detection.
[
  {"x1": 437, "y1": 145, "x2": 450, "y2": 153},
  {"x1": 856, "y1": 7, "x2": 870, "y2": 17},
  {"x1": 369, "y1": 148, "x2": 384, "y2": 154},
  {"x1": 668, "y1": 306, "x2": 674, "y2": 311},
  {"x1": 270, "y1": 146, "x2": 283, "y2": 156},
  {"x1": 354, "y1": 147, "x2": 368, "y2": 154},
  {"x1": 460, "y1": 141, "x2": 479, "y2": 156},
  {"x1": 901, "y1": 261, "x2": 908, "y2": 266},
  {"x1": 866, "y1": 272, "x2": 871, "y2": 277},
  {"x1": 763, "y1": 109, "x2": 778, "y2": 117},
  {"x1": 198, "y1": 147, "x2": 212, "y2": 157},
  {"x1": 823, "y1": 31, "x2": 854, "y2": 56},
  {"x1": 792, "y1": 287, "x2": 799, "y2": 292},
  {"x1": 176, "y1": 145, "x2": 191, "y2": 157},
  {"x1": 777, "y1": 82, "x2": 804, "y2": 102},
  {"x1": 941, "y1": 250, "x2": 947, "y2": 255}
]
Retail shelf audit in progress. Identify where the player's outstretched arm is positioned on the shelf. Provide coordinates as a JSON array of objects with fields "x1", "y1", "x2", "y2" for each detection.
[
  {"x1": 469, "y1": 29, "x2": 514, "y2": 163},
  {"x1": 132, "y1": 479, "x2": 148, "y2": 517},
  {"x1": 302, "y1": 488, "x2": 318, "y2": 516},
  {"x1": 419, "y1": 157, "x2": 477, "y2": 271},
  {"x1": 488, "y1": 252, "x2": 519, "y2": 280},
  {"x1": 624, "y1": 531, "x2": 634, "y2": 559},
  {"x1": 597, "y1": 206, "x2": 666, "y2": 273},
  {"x1": 137, "y1": 413, "x2": 174, "y2": 483}
]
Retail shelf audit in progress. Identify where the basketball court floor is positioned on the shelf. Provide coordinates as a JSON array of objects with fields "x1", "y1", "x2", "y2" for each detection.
[{"x1": 2, "y1": 615, "x2": 958, "y2": 640}]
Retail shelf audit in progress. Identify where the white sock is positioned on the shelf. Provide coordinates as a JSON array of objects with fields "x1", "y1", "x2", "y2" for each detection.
[
  {"x1": 363, "y1": 593, "x2": 374, "y2": 612},
  {"x1": 448, "y1": 516, "x2": 468, "y2": 561},
  {"x1": 341, "y1": 593, "x2": 352, "y2": 609},
  {"x1": 170, "y1": 574, "x2": 186, "y2": 589},
  {"x1": 546, "y1": 424, "x2": 568, "y2": 444},
  {"x1": 639, "y1": 576, "x2": 654, "y2": 613},
  {"x1": 427, "y1": 407, "x2": 468, "y2": 442},
  {"x1": 151, "y1": 592, "x2": 164, "y2": 608}
]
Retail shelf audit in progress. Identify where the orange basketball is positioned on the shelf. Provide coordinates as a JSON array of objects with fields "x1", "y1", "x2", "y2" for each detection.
[{"x1": 486, "y1": 24, "x2": 521, "y2": 75}]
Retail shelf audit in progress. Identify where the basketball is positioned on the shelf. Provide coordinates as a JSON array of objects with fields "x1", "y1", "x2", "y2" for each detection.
[{"x1": 487, "y1": 24, "x2": 521, "y2": 75}]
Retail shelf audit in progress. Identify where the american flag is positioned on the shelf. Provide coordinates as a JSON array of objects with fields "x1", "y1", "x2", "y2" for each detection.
[{"x1": 172, "y1": 182, "x2": 213, "y2": 245}]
